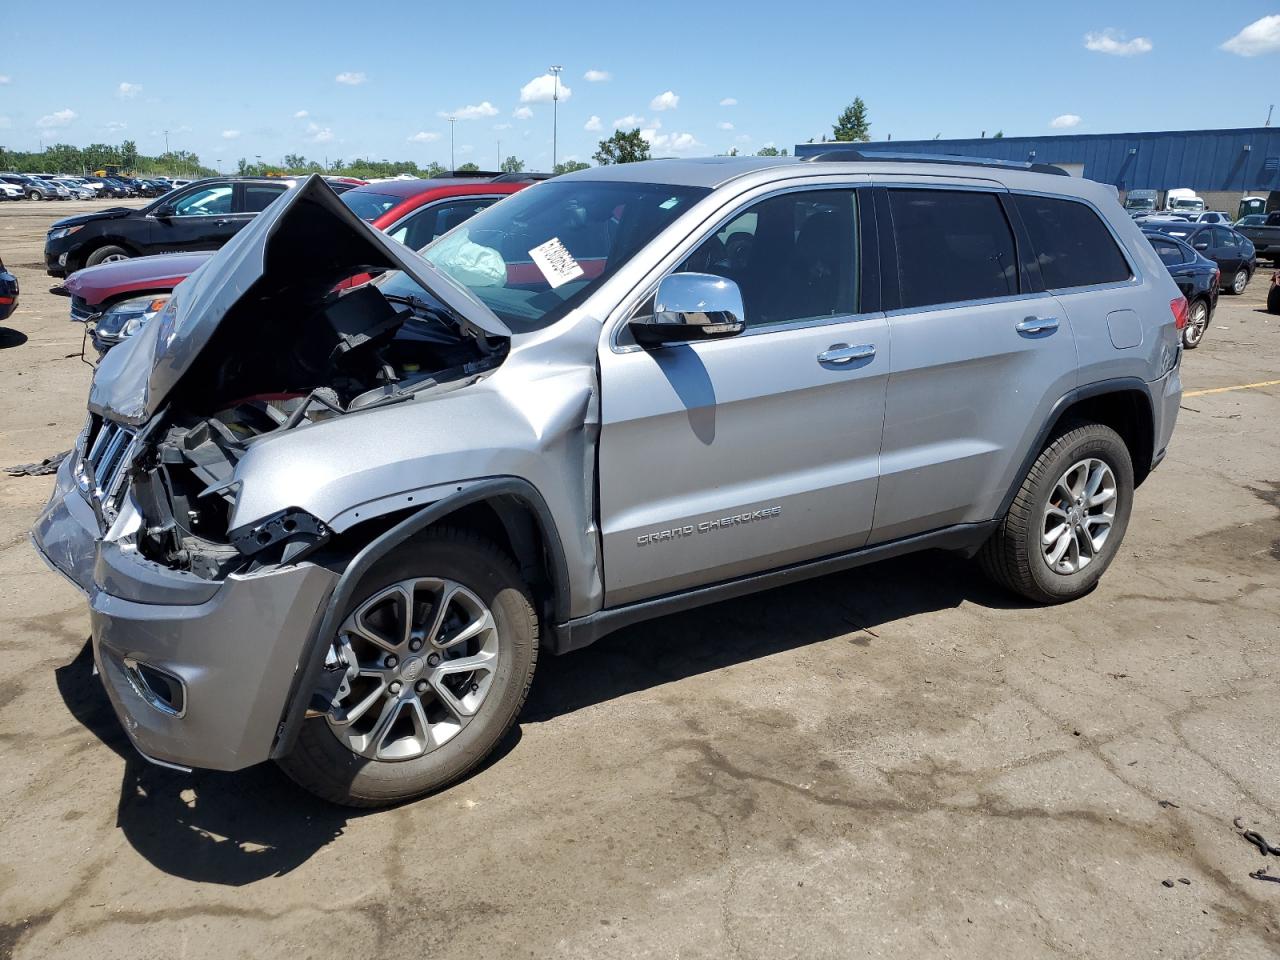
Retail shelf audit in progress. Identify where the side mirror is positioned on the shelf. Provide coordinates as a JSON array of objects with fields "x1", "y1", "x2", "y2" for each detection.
[
  {"x1": 1193, "y1": 241, "x2": 1209, "y2": 251},
  {"x1": 629, "y1": 272, "x2": 745, "y2": 347}
]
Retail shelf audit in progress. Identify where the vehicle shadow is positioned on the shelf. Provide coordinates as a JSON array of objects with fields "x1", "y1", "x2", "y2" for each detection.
[
  {"x1": 53, "y1": 548, "x2": 1022, "y2": 884},
  {"x1": 0, "y1": 327, "x2": 28, "y2": 349},
  {"x1": 522, "y1": 548, "x2": 1027, "y2": 721}
]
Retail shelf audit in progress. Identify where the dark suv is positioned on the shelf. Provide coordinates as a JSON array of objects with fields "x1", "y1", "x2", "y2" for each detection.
[{"x1": 44, "y1": 176, "x2": 356, "y2": 276}]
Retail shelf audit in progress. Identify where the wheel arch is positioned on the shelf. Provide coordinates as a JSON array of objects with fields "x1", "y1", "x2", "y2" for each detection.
[
  {"x1": 270, "y1": 477, "x2": 571, "y2": 760},
  {"x1": 73, "y1": 236, "x2": 142, "y2": 273},
  {"x1": 998, "y1": 379, "x2": 1156, "y2": 520}
]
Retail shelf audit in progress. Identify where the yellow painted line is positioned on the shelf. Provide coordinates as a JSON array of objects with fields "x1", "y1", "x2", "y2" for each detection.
[{"x1": 1183, "y1": 379, "x2": 1280, "y2": 398}]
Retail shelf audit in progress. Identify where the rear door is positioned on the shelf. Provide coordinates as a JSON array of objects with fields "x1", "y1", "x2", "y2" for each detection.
[
  {"x1": 597, "y1": 184, "x2": 891, "y2": 606},
  {"x1": 870, "y1": 183, "x2": 1079, "y2": 543}
]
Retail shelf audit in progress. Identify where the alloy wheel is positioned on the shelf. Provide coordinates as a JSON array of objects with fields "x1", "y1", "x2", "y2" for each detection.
[
  {"x1": 1233, "y1": 269, "x2": 1248, "y2": 294},
  {"x1": 1041, "y1": 458, "x2": 1118, "y2": 575},
  {"x1": 1184, "y1": 301, "x2": 1208, "y2": 347},
  {"x1": 325, "y1": 577, "x2": 500, "y2": 761},
  {"x1": 101, "y1": 253, "x2": 129, "y2": 264}
]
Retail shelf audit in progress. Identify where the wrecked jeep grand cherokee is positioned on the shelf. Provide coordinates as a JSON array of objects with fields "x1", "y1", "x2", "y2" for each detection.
[{"x1": 34, "y1": 161, "x2": 1183, "y2": 806}]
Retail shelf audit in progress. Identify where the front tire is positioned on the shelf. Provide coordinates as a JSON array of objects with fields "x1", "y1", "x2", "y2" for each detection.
[
  {"x1": 1182, "y1": 298, "x2": 1210, "y2": 349},
  {"x1": 84, "y1": 245, "x2": 131, "y2": 267},
  {"x1": 277, "y1": 527, "x2": 539, "y2": 807},
  {"x1": 979, "y1": 422, "x2": 1134, "y2": 604}
]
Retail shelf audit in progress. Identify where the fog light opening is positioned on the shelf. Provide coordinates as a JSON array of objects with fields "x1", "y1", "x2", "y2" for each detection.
[{"x1": 122, "y1": 658, "x2": 187, "y2": 718}]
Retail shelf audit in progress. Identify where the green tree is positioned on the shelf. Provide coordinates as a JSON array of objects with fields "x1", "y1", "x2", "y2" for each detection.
[
  {"x1": 282, "y1": 153, "x2": 309, "y2": 169},
  {"x1": 553, "y1": 160, "x2": 590, "y2": 175},
  {"x1": 832, "y1": 98, "x2": 871, "y2": 142},
  {"x1": 992, "y1": 130, "x2": 1004, "y2": 139},
  {"x1": 500, "y1": 155, "x2": 525, "y2": 173},
  {"x1": 120, "y1": 139, "x2": 139, "y2": 173},
  {"x1": 456, "y1": 162, "x2": 480, "y2": 173},
  {"x1": 593, "y1": 129, "x2": 650, "y2": 165},
  {"x1": 756, "y1": 146, "x2": 788, "y2": 157}
]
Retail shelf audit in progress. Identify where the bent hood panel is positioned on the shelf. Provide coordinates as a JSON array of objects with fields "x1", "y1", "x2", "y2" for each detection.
[{"x1": 88, "y1": 175, "x2": 509, "y2": 424}]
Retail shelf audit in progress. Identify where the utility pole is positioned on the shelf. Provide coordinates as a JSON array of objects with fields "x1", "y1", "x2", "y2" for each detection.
[
  {"x1": 164, "y1": 129, "x2": 170, "y2": 156},
  {"x1": 448, "y1": 117, "x2": 457, "y2": 171},
  {"x1": 549, "y1": 64, "x2": 563, "y2": 172}
]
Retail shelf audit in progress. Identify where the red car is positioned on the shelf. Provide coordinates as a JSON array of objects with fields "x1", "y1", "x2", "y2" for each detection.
[{"x1": 59, "y1": 173, "x2": 540, "y2": 352}]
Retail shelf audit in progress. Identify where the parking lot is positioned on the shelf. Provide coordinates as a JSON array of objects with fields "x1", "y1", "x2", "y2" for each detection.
[{"x1": 1, "y1": 197, "x2": 1278, "y2": 958}]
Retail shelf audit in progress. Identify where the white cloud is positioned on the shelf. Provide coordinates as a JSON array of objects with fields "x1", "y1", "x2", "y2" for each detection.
[
  {"x1": 0, "y1": 116, "x2": 11, "y2": 130},
  {"x1": 513, "y1": 106, "x2": 534, "y2": 121},
  {"x1": 408, "y1": 131, "x2": 440, "y2": 143},
  {"x1": 306, "y1": 122, "x2": 335, "y2": 143},
  {"x1": 718, "y1": 121, "x2": 734, "y2": 131},
  {"x1": 1221, "y1": 15, "x2": 1280, "y2": 56},
  {"x1": 650, "y1": 90, "x2": 679, "y2": 111},
  {"x1": 441, "y1": 102, "x2": 500, "y2": 120},
  {"x1": 719, "y1": 97, "x2": 737, "y2": 107},
  {"x1": 612, "y1": 114, "x2": 655, "y2": 130},
  {"x1": 0, "y1": 75, "x2": 10, "y2": 85},
  {"x1": 117, "y1": 81, "x2": 143, "y2": 98},
  {"x1": 105, "y1": 120, "x2": 127, "y2": 132},
  {"x1": 493, "y1": 123, "x2": 511, "y2": 131},
  {"x1": 584, "y1": 115, "x2": 603, "y2": 132},
  {"x1": 1083, "y1": 29, "x2": 1153, "y2": 55},
  {"x1": 294, "y1": 109, "x2": 310, "y2": 119},
  {"x1": 735, "y1": 134, "x2": 752, "y2": 144},
  {"x1": 520, "y1": 73, "x2": 572, "y2": 103},
  {"x1": 584, "y1": 69, "x2": 611, "y2": 82},
  {"x1": 335, "y1": 71, "x2": 367, "y2": 85},
  {"x1": 37, "y1": 108, "x2": 77, "y2": 129},
  {"x1": 641, "y1": 129, "x2": 701, "y2": 153},
  {"x1": 221, "y1": 129, "x2": 241, "y2": 140},
  {"x1": 1050, "y1": 114, "x2": 1082, "y2": 129}
]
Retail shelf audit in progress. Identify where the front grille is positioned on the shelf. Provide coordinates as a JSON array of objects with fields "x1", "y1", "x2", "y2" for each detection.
[
  {"x1": 77, "y1": 417, "x2": 137, "y2": 517},
  {"x1": 70, "y1": 296, "x2": 95, "y2": 323}
]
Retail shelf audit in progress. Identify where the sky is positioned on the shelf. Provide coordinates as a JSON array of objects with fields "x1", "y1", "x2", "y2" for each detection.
[{"x1": 1, "y1": 1, "x2": 1279, "y2": 171}]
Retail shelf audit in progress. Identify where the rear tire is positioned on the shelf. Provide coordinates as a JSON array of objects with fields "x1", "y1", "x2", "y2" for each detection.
[
  {"x1": 84, "y1": 245, "x2": 131, "y2": 267},
  {"x1": 1227, "y1": 267, "x2": 1249, "y2": 295},
  {"x1": 1182, "y1": 297, "x2": 1209, "y2": 349},
  {"x1": 979, "y1": 422, "x2": 1134, "y2": 604},
  {"x1": 1268, "y1": 281, "x2": 1280, "y2": 316},
  {"x1": 277, "y1": 527, "x2": 539, "y2": 807}
]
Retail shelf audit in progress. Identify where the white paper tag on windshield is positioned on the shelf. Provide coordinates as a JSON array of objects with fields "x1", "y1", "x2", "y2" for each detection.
[{"x1": 528, "y1": 237, "x2": 585, "y2": 289}]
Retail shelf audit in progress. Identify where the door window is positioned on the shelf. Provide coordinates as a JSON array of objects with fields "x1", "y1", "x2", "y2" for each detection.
[
  {"x1": 888, "y1": 189, "x2": 1018, "y2": 308},
  {"x1": 171, "y1": 185, "x2": 234, "y2": 217},
  {"x1": 390, "y1": 198, "x2": 498, "y2": 250},
  {"x1": 1012, "y1": 194, "x2": 1131, "y2": 289},
  {"x1": 1148, "y1": 238, "x2": 1186, "y2": 266},
  {"x1": 677, "y1": 189, "x2": 859, "y2": 327},
  {"x1": 1212, "y1": 227, "x2": 1236, "y2": 248},
  {"x1": 242, "y1": 183, "x2": 288, "y2": 213}
]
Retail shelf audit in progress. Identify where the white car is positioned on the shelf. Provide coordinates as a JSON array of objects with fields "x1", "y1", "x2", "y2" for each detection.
[{"x1": 0, "y1": 183, "x2": 23, "y2": 201}]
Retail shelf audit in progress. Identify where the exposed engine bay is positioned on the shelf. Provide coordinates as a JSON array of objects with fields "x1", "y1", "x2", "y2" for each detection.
[{"x1": 127, "y1": 280, "x2": 506, "y2": 579}]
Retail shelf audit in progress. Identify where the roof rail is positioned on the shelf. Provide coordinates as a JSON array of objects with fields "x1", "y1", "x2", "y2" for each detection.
[
  {"x1": 802, "y1": 149, "x2": 1070, "y2": 177},
  {"x1": 490, "y1": 172, "x2": 553, "y2": 183}
]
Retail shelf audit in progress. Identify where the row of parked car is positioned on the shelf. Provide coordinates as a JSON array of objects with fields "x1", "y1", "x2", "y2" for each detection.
[{"x1": 0, "y1": 172, "x2": 186, "y2": 201}]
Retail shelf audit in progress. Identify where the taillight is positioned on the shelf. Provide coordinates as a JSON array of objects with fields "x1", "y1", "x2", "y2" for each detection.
[{"x1": 1170, "y1": 296, "x2": 1188, "y2": 331}]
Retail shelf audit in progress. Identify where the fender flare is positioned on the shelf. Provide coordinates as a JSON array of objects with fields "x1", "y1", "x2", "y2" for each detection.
[
  {"x1": 995, "y1": 376, "x2": 1154, "y2": 519},
  {"x1": 270, "y1": 477, "x2": 570, "y2": 760}
]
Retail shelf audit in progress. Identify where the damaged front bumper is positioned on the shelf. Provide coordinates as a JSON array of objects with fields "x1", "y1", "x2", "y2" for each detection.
[{"x1": 33, "y1": 454, "x2": 337, "y2": 771}]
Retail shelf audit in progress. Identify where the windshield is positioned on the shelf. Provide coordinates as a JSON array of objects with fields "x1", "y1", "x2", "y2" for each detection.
[
  {"x1": 1124, "y1": 197, "x2": 1154, "y2": 210},
  {"x1": 1173, "y1": 199, "x2": 1202, "y2": 210},
  {"x1": 388, "y1": 179, "x2": 710, "y2": 334},
  {"x1": 341, "y1": 190, "x2": 403, "y2": 222}
]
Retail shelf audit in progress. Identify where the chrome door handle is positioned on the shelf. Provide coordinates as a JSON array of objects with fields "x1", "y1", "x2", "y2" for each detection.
[
  {"x1": 1015, "y1": 316, "x2": 1059, "y2": 335},
  {"x1": 817, "y1": 343, "x2": 876, "y2": 365}
]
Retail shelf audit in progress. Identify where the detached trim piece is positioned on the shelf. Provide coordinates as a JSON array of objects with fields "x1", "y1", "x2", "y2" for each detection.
[
  {"x1": 270, "y1": 477, "x2": 569, "y2": 760},
  {"x1": 549, "y1": 521, "x2": 998, "y2": 654}
]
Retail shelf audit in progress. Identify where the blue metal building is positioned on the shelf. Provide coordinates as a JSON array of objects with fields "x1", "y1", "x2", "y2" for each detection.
[{"x1": 794, "y1": 127, "x2": 1280, "y2": 194}]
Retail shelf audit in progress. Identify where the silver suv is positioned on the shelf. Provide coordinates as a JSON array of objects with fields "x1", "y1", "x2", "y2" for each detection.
[{"x1": 34, "y1": 160, "x2": 1184, "y2": 805}]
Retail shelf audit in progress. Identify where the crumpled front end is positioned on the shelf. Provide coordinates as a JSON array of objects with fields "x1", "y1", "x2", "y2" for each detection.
[{"x1": 32, "y1": 443, "x2": 338, "y2": 771}]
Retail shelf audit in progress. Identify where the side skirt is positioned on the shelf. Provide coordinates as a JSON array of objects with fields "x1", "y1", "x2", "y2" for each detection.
[{"x1": 547, "y1": 520, "x2": 999, "y2": 654}]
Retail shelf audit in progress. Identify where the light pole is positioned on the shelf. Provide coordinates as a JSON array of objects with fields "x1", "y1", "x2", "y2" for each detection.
[
  {"x1": 448, "y1": 117, "x2": 457, "y2": 171},
  {"x1": 549, "y1": 64, "x2": 563, "y2": 171}
]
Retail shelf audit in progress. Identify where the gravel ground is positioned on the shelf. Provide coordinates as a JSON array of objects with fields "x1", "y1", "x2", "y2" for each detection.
[{"x1": 1, "y1": 199, "x2": 1278, "y2": 960}]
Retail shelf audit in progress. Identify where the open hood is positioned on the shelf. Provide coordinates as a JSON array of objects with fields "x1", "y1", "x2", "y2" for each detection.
[{"x1": 89, "y1": 175, "x2": 509, "y2": 424}]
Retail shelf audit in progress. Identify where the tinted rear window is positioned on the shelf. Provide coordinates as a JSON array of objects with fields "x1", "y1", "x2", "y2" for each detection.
[
  {"x1": 1013, "y1": 195, "x2": 1131, "y2": 290},
  {"x1": 888, "y1": 189, "x2": 1018, "y2": 309}
]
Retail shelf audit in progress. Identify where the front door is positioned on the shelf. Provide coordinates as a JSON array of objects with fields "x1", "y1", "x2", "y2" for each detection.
[
  {"x1": 147, "y1": 182, "x2": 238, "y2": 254},
  {"x1": 597, "y1": 186, "x2": 890, "y2": 606}
]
